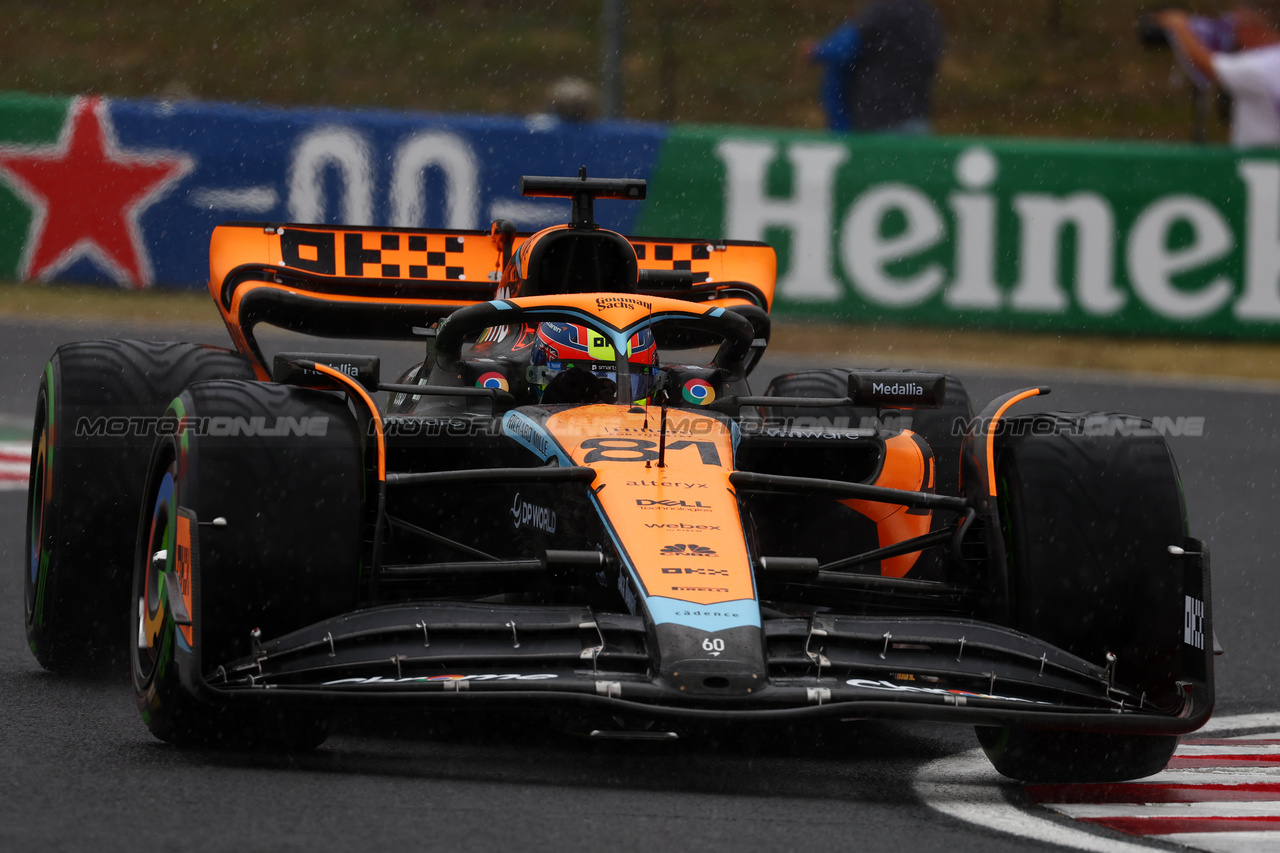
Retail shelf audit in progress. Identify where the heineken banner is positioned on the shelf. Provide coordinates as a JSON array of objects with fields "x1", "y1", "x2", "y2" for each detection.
[
  {"x1": 2, "y1": 91, "x2": 1279, "y2": 338},
  {"x1": 638, "y1": 127, "x2": 1280, "y2": 338}
]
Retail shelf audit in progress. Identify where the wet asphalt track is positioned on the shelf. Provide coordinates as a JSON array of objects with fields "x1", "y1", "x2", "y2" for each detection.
[{"x1": 1, "y1": 316, "x2": 1276, "y2": 853}]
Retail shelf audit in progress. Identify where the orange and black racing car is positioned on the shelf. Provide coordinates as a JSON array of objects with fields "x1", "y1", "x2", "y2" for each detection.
[{"x1": 25, "y1": 172, "x2": 1212, "y2": 783}]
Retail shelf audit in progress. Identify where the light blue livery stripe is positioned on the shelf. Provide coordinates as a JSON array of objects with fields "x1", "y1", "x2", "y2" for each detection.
[
  {"x1": 499, "y1": 410, "x2": 572, "y2": 465},
  {"x1": 645, "y1": 596, "x2": 761, "y2": 631}
]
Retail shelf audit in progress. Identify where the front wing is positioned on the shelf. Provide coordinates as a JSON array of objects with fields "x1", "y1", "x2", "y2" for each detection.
[{"x1": 182, "y1": 599, "x2": 1214, "y2": 734}]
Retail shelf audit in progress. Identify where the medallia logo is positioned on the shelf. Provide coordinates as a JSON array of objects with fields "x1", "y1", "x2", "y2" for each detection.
[{"x1": 871, "y1": 381, "x2": 924, "y2": 397}]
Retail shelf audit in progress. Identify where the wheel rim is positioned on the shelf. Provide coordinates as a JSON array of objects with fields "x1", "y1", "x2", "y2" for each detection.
[
  {"x1": 133, "y1": 458, "x2": 177, "y2": 685},
  {"x1": 24, "y1": 392, "x2": 50, "y2": 627}
]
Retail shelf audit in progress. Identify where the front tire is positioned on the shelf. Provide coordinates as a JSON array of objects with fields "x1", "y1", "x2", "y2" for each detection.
[
  {"x1": 979, "y1": 412, "x2": 1191, "y2": 783},
  {"x1": 976, "y1": 726, "x2": 1178, "y2": 784},
  {"x1": 131, "y1": 380, "x2": 363, "y2": 749}
]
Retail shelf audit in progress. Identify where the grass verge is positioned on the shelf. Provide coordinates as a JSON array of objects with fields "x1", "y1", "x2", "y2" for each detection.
[
  {"x1": 2, "y1": 282, "x2": 1277, "y2": 384},
  {"x1": 769, "y1": 322, "x2": 1280, "y2": 384}
]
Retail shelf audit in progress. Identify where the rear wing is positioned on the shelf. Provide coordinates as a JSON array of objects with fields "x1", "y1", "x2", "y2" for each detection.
[{"x1": 208, "y1": 222, "x2": 777, "y2": 378}]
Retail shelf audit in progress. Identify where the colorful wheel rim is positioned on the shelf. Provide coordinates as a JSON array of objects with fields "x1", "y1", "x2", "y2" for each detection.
[
  {"x1": 135, "y1": 460, "x2": 176, "y2": 682},
  {"x1": 25, "y1": 395, "x2": 49, "y2": 624}
]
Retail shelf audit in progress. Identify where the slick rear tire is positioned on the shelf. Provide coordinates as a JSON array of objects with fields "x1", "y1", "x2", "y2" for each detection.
[
  {"x1": 131, "y1": 380, "x2": 362, "y2": 749},
  {"x1": 761, "y1": 367, "x2": 972, "y2": 495},
  {"x1": 979, "y1": 412, "x2": 1189, "y2": 783},
  {"x1": 761, "y1": 368, "x2": 973, "y2": 580},
  {"x1": 25, "y1": 340, "x2": 254, "y2": 673}
]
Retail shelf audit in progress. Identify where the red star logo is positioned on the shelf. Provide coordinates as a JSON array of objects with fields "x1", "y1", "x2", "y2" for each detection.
[{"x1": 0, "y1": 96, "x2": 192, "y2": 288}]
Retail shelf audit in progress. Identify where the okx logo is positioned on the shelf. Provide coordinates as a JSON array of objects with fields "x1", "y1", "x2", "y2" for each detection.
[{"x1": 660, "y1": 544, "x2": 716, "y2": 557}]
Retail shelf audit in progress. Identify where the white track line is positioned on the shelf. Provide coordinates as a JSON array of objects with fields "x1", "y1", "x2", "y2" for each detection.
[
  {"x1": 1092, "y1": 769, "x2": 1280, "y2": 784},
  {"x1": 1156, "y1": 832, "x2": 1280, "y2": 853},
  {"x1": 914, "y1": 713, "x2": 1280, "y2": 852},
  {"x1": 1202, "y1": 716, "x2": 1280, "y2": 735},
  {"x1": 1176, "y1": 744, "x2": 1280, "y2": 755},
  {"x1": 915, "y1": 749, "x2": 1158, "y2": 853},
  {"x1": 1054, "y1": 803, "x2": 1280, "y2": 819}
]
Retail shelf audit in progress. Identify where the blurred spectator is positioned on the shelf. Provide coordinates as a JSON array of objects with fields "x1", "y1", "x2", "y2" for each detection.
[
  {"x1": 547, "y1": 77, "x2": 599, "y2": 122},
  {"x1": 157, "y1": 80, "x2": 196, "y2": 104},
  {"x1": 1158, "y1": 8, "x2": 1280, "y2": 147},
  {"x1": 527, "y1": 77, "x2": 599, "y2": 133},
  {"x1": 802, "y1": 0, "x2": 943, "y2": 133}
]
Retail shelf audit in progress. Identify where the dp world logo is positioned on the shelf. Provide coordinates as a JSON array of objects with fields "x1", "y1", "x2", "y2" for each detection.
[{"x1": 660, "y1": 544, "x2": 716, "y2": 557}]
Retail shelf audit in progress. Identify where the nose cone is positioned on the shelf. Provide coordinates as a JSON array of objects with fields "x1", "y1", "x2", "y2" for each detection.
[{"x1": 655, "y1": 623, "x2": 766, "y2": 697}]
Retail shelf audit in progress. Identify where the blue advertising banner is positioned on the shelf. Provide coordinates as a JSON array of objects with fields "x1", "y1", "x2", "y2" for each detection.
[{"x1": 0, "y1": 93, "x2": 664, "y2": 289}]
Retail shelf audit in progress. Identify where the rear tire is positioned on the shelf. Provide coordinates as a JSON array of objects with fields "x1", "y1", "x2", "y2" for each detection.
[
  {"x1": 25, "y1": 341, "x2": 253, "y2": 673},
  {"x1": 761, "y1": 367, "x2": 972, "y2": 495},
  {"x1": 131, "y1": 380, "x2": 363, "y2": 749},
  {"x1": 762, "y1": 368, "x2": 973, "y2": 580},
  {"x1": 979, "y1": 412, "x2": 1189, "y2": 783}
]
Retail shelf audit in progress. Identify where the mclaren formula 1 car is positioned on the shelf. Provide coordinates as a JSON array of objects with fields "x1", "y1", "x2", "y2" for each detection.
[{"x1": 25, "y1": 172, "x2": 1212, "y2": 782}]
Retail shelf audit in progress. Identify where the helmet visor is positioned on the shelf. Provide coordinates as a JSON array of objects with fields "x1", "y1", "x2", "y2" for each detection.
[{"x1": 530, "y1": 359, "x2": 658, "y2": 403}]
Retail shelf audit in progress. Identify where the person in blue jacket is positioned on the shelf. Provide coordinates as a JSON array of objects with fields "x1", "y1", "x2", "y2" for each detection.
[{"x1": 802, "y1": 0, "x2": 943, "y2": 133}]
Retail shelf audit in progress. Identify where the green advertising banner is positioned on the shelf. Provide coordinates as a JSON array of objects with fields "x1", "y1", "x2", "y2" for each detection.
[
  {"x1": 0, "y1": 93, "x2": 66, "y2": 279},
  {"x1": 636, "y1": 126, "x2": 1280, "y2": 338}
]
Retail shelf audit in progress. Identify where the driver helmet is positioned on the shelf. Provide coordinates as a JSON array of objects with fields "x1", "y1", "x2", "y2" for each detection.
[{"x1": 529, "y1": 321, "x2": 658, "y2": 404}]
